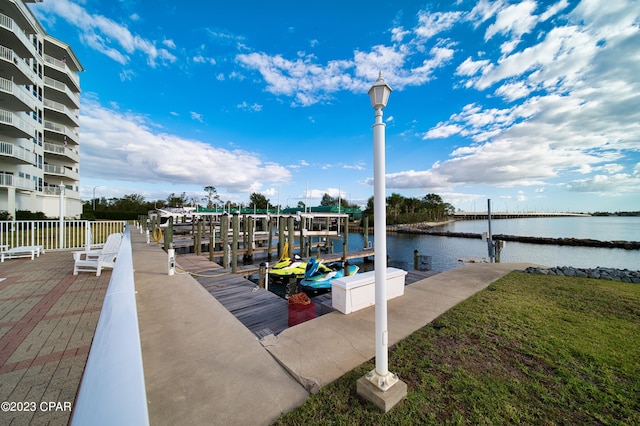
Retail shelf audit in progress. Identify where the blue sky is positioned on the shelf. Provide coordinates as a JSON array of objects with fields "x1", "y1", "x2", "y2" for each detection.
[{"x1": 30, "y1": 0, "x2": 640, "y2": 213}]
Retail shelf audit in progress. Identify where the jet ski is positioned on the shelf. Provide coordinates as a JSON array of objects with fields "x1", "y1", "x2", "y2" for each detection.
[
  {"x1": 269, "y1": 242, "x2": 308, "y2": 283},
  {"x1": 298, "y1": 258, "x2": 359, "y2": 294}
]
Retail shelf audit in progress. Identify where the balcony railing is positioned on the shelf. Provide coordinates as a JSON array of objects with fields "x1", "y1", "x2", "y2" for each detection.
[
  {"x1": 44, "y1": 76, "x2": 80, "y2": 108},
  {"x1": 0, "y1": 76, "x2": 37, "y2": 111},
  {"x1": 0, "y1": 141, "x2": 34, "y2": 164},
  {"x1": 44, "y1": 142, "x2": 79, "y2": 162},
  {"x1": 44, "y1": 120, "x2": 79, "y2": 145},
  {"x1": 0, "y1": 44, "x2": 35, "y2": 84},
  {"x1": 0, "y1": 108, "x2": 35, "y2": 138},
  {"x1": 43, "y1": 54, "x2": 80, "y2": 90},
  {"x1": 0, "y1": 173, "x2": 35, "y2": 190},
  {"x1": 42, "y1": 185, "x2": 80, "y2": 199},
  {"x1": 0, "y1": 12, "x2": 37, "y2": 59},
  {"x1": 43, "y1": 98, "x2": 80, "y2": 126},
  {"x1": 44, "y1": 164, "x2": 79, "y2": 181}
]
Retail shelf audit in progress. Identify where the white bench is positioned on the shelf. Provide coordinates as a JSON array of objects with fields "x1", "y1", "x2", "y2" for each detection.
[
  {"x1": 331, "y1": 267, "x2": 407, "y2": 314},
  {"x1": 1, "y1": 245, "x2": 45, "y2": 262}
]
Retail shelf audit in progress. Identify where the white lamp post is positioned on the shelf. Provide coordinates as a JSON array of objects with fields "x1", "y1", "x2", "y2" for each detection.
[
  {"x1": 357, "y1": 72, "x2": 407, "y2": 412},
  {"x1": 59, "y1": 182, "x2": 65, "y2": 249}
]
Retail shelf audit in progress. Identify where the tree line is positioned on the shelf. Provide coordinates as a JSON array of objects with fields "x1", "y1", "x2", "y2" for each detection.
[
  {"x1": 84, "y1": 187, "x2": 454, "y2": 224},
  {"x1": 363, "y1": 192, "x2": 455, "y2": 225}
]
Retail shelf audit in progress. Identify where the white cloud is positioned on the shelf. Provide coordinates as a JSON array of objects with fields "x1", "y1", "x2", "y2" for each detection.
[
  {"x1": 414, "y1": 10, "x2": 462, "y2": 40},
  {"x1": 193, "y1": 55, "x2": 216, "y2": 65},
  {"x1": 190, "y1": 112, "x2": 204, "y2": 122},
  {"x1": 32, "y1": 0, "x2": 177, "y2": 67},
  {"x1": 237, "y1": 102, "x2": 263, "y2": 112},
  {"x1": 564, "y1": 173, "x2": 640, "y2": 194},
  {"x1": 484, "y1": 0, "x2": 538, "y2": 42},
  {"x1": 78, "y1": 100, "x2": 290, "y2": 191},
  {"x1": 409, "y1": 0, "x2": 640, "y2": 197}
]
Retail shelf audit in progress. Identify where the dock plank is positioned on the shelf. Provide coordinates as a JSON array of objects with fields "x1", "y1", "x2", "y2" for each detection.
[{"x1": 179, "y1": 252, "x2": 440, "y2": 338}]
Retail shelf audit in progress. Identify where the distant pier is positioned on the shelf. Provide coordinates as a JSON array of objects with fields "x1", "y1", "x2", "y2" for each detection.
[{"x1": 453, "y1": 211, "x2": 590, "y2": 220}]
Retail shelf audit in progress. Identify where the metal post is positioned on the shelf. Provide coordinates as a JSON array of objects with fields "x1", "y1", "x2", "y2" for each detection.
[
  {"x1": 368, "y1": 102, "x2": 397, "y2": 390},
  {"x1": 59, "y1": 183, "x2": 65, "y2": 249},
  {"x1": 487, "y1": 199, "x2": 495, "y2": 263}
]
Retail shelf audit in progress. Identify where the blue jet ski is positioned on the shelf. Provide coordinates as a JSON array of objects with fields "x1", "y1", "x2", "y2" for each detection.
[{"x1": 298, "y1": 258, "x2": 359, "y2": 294}]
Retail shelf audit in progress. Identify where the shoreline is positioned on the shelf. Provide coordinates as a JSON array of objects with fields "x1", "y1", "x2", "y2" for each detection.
[{"x1": 350, "y1": 219, "x2": 639, "y2": 250}]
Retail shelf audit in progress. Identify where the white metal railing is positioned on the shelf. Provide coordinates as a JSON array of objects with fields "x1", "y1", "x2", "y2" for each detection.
[
  {"x1": 0, "y1": 76, "x2": 36, "y2": 110},
  {"x1": 0, "y1": 45, "x2": 35, "y2": 83},
  {"x1": 0, "y1": 141, "x2": 33, "y2": 163},
  {"x1": 10, "y1": 0, "x2": 40, "y2": 34},
  {"x1": 44, "y1": 120, "x2": 79, "y2": 144},
  {"x1": 42, "y1": 186, "x2": 80, "y2": 199},
  {"x1": 0, "y1": 220, "x2": 126, "y2": 251},
  {"x1": 44, "y1": 164, "x2": 79, "y2": 180},
  {"x1": 43, "y1": 98, "x2": 80, "y2": 125},
  {"x1": 44, "y1": 142, "x2": 79, "y2": 162},
  {"x1": 0, "y1": 12, "x2": 37, "y2": 59},
  {"x1": 43, "y1": 54, "x2": 80, "y2": 89},
  {"x1": 70, "y1": 225, "x2": 149, "y2": 425},
  {"x1": 44, "y1": 76, "x2": 80, "y2": 107},
  {"x1": 0, "y1": 174, "x2": 34, "y2": 190},
  {"x1": 0, "y1": 108, "x2": 35, "y2": 137}
]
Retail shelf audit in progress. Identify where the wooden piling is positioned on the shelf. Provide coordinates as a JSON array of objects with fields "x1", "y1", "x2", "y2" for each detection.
[
  {"x1": 209, "y1": 218, "x2": 215, "y2": 261},
  {"x1": 342, "y1": 216, "x2": 349, "y2": 262},
  {"x1": 267, "y1": 216, "x2": 274, "y2": 262},
  {"x1": 287, "y1": 216, "x2": 295, "y2": 258},
  {"x1": 258, "y1": 262, "x2": 266, "y2": 288},
  {"x1": 221, "y1": 214, "x2": 229, "y2": 269},
  {"x1": 278, "y1": 217, "x2": 285, "y2": 259},
  {"x1": 164, "y1": 217, "x2": 173, "y2": 251},
  {"x1": 232, "y1": 213, "x2": 239, "y2": 273},
  {"x1": 246, "y1": 215, "x2": 254, "y2": 260}
]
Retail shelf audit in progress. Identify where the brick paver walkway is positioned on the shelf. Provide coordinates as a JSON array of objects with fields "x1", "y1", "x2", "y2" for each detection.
[{"x1": 0, "y1": 251, "x2": 110, "y2": 425}]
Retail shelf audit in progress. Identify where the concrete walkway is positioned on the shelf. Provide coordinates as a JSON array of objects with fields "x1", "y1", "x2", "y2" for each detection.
[
  {"x1": 132, "y1": 232, "x2": 308, "y2": 426},
  {"x1": 133, "y1": 229, "x2": 534, "y2": 424},
  {"x1": 262, "y1": 262, "x2": 534, "y2": 393}
]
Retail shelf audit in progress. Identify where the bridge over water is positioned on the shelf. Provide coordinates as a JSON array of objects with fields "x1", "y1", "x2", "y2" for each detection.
[{"x1": 453, "y1": 211, "x2": 590, "y2": 220}]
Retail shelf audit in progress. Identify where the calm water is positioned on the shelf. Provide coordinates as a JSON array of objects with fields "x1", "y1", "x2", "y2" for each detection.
[{"x1": 347, "y1": 216, "x2": 639, "y2": 272}]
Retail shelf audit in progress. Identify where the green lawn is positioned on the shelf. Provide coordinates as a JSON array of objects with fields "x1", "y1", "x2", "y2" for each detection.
[{"x1": 276, "y1": 272, "x2": 640, "y2": 425}]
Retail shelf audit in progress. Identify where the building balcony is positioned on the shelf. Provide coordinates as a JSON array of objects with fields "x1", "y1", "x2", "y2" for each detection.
[
  {"x1": 0, "y1": 173, "x2": 35, "y2": 191},
  {"x1": 1, "y1": 0, "x2": 40, "y2": 36},
  {"x1": 44, "y1": 76, "x2": 80, "y2": 109},
  {"x1": 43, "y1": 185, "x2": 80, "y2": 199},
  {"x1": 0, "y1": 76, "x2": 36, "y2": 112},
  {"x1": 43, "y1": 54, "x2": 80, "y2": 92},
  {"x1": 44, "y1": 120, "x2": 79, "y2": 145},
  {"x1": 0, "y1": 12, "x2": 38, "y2": 59},
  {"x1": 43, "y1": 98, "x2": 79, "y2": 127},
  {"x1": 44, "y1": 141, "x2": 79, "y2": 163},
  {"x1": 0, "y1": 44, "x2": 36, "y2": 85},
  {"x1": 0, "y1": 108, "x2": 35, "y2": 138},
  {"x1": 0, "y1": 140, "x2": 34, "y2": 165},
  {"x1": 44, "y1": 163, "x2": 79, "y2": 181}
]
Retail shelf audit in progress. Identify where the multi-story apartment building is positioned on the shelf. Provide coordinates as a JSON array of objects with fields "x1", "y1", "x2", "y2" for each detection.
[{"x1": 0, "y1": 0, "x2": 83, "y2": 219}]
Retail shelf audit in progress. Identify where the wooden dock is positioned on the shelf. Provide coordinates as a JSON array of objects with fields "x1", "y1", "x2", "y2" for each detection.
[{"x1": 177, "y1": 253, "x2": 439, "y2": 338}]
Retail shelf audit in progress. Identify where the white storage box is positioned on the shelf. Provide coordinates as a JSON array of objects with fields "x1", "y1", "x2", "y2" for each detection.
[{"x1": 331, "y1": 267, "x2": 407, "y2": 314}]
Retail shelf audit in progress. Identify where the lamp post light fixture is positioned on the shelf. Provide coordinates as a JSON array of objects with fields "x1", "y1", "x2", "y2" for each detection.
[
  {"x1": 92, "y1": 186, "x2": 99, "y2": 210},
  {"x1": 357, "y1": 72, "x2": 407, "y2": 412}
]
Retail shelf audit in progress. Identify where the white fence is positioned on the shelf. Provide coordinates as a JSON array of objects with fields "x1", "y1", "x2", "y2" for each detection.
[
  {"x1": 70, "y1": 225, "x2": 149, "y2": 425},
  {"x1": 0, "y1": 220, "x2": 127, "y2": 250}
]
